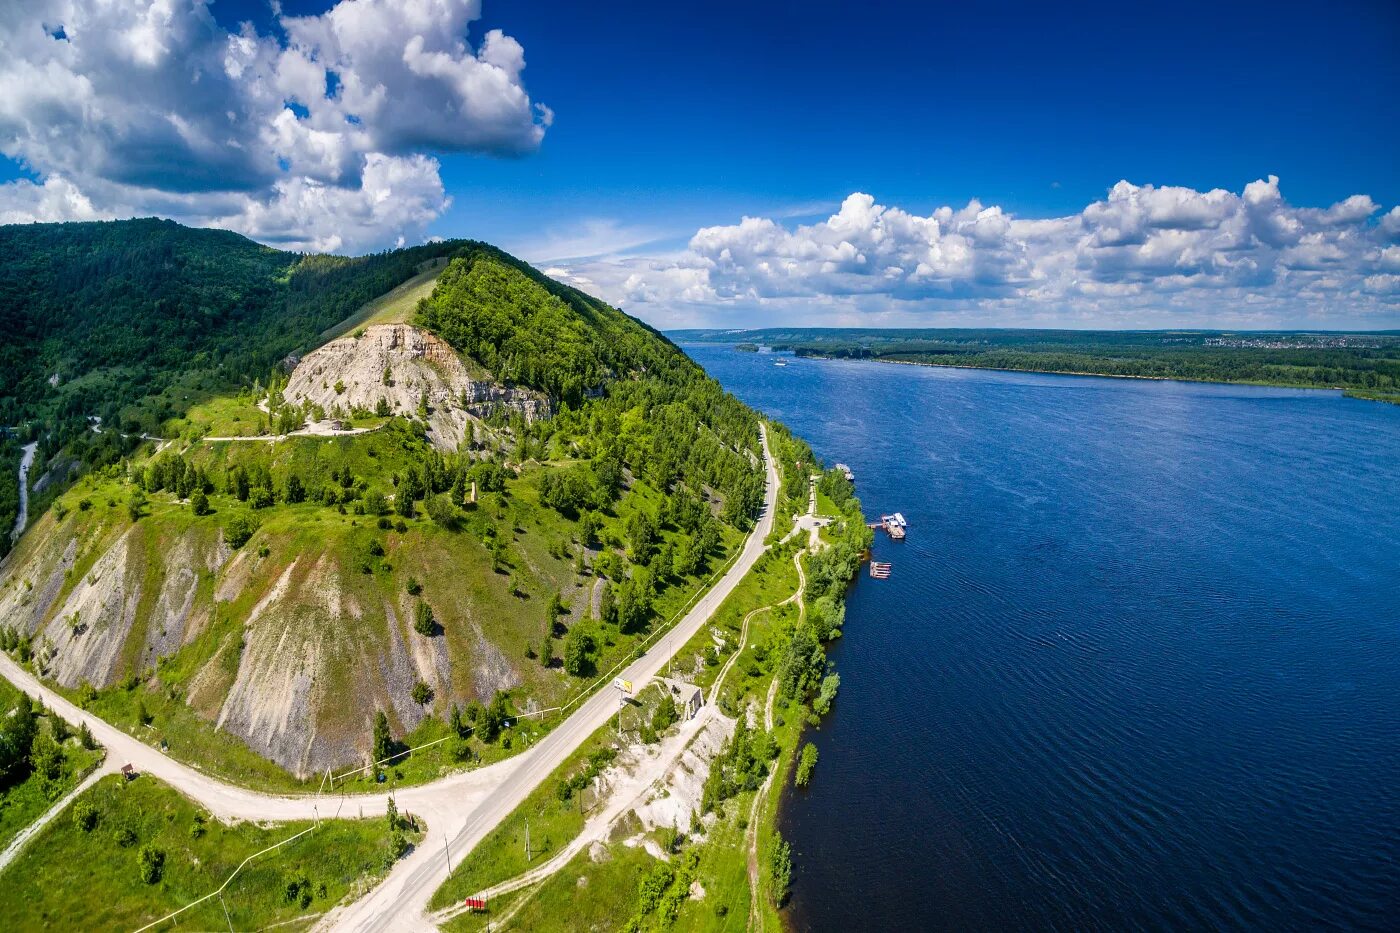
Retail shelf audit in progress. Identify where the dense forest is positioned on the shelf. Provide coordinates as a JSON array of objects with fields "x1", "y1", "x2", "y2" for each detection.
[
  {"x1": 0, "y1": 219, "x2": 461, "y2": 455},
  {"x1": 418, "y1": 247, "x2": 766, "y2": 522},
  {"x1": 674, "y1": 328, "x2": 1400, "y2": 402}
]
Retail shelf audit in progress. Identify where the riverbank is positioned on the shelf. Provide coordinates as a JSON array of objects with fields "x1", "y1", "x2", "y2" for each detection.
[
  {"x1": 798, "y1": 354, "x2": 1400, "y2": 403},
  {"x1": 685, "y1": 341, "x2": 1400, "y2": 932}
]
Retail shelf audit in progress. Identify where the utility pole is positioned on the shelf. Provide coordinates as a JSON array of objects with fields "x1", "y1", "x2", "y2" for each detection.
[
  {"x1": 443, "y1": 830, "x2": 451, "y2": 873},
  {"x1": 525, "y1": 815, "x2": 531, "y2": 862}
]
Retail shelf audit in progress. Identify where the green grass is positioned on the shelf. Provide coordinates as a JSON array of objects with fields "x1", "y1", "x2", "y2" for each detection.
[
  {"x1": 0, "y1": 681, "x2": 105, "y2": 851},
  {"x1": 322, "y1": 257, "x2": 451, "y2": 341},
  {"x1": 442, "y1": 842, "x2": 658, "y2": 932},
  {"x1": 0, "y1": 774, "x2": 413, "y2": 931}
]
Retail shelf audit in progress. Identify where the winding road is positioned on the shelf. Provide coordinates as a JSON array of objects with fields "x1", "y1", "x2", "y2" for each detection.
[
  {"x1": 9, "y1": 441, "x2": 37, "y2": 544},
  {"x1": 0, "y1": 425, "x2": 780, "y2": 931}
]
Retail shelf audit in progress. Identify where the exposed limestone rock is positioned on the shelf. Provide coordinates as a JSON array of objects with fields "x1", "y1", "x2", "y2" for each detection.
[
  {"x1": 216, "y1": 562, "x2": 322, "y2": 774},
  {"x1": 143, "y1": 535, "x2": 201, "y2": 661},
  {"x1": 469, "y1": 620, "x2": 522, "y2": 700},
  {"x1": 283, "y1": 323, "x2": 550, "y2": 451},
  {"x1": 42, "y1": 528, "x2": 141, "y2": 689}
]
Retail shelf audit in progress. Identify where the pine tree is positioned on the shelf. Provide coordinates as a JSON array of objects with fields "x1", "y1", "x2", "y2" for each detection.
[{"x1": 372, "y1": 711, "x2": 392, "y2": 764}]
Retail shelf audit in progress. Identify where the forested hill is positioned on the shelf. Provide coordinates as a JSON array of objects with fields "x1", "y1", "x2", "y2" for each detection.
[
  {"x1": 0, "y1": 219, "x2": 766, "y2": 557},
  {"x1": 0, "y1": 218, "x2": 459, "y2": 439},
  {"x1": 416, "y1": 245, "x2": 765, "y2": 518}
]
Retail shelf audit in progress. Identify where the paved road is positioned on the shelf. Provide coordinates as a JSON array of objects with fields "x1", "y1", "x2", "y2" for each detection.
[
  {"x1": 0, "y1": 424, "x2": 779, "y2": 930},
  {"x1": 324, "y1": 424, "x2": 780, "y2": 932}
]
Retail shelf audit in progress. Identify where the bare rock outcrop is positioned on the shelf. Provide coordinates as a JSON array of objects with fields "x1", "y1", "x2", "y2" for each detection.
[{"x1": 283, "y1": 323, "x2": 550, "y2": 450}]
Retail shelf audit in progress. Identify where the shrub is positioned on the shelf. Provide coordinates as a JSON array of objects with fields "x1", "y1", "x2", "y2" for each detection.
[
  {"x1": 225, "y1": 511, "x2": 259, "y2": 549},
  {"x1": 73, "y1": 802, "x2": 99, "y2": 832},
  {"x1": 138, "y1": 845, "x2": 165, "y2": 884},
  {"x1": 562, "y1": 627, "x2": 594, "y2": 676},
  {"x1": 424, "y1": 493, "x2": 460, "y2": 529},
  {"x1": 767, "y1": 837, "x2": 792, "y2": 906},
  {"x1": 413, "y1": 601, "x2": 435, "y2": 636},
  {"x1": 411, "y1": 680, "x2": 434, "y2": 706},
  {"x1": 795, "y1": 742, "x2": 819, "y2": 787}
]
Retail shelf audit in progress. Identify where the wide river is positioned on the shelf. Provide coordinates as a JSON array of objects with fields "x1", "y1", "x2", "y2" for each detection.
[{"x1": 685, "y1": 344, "x2": 1400, "y2": 931}]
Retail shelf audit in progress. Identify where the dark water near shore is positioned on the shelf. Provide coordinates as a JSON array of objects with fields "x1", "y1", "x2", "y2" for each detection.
[{"x1": 685, "y1": 345, "x2": 1400, "y2": 932}]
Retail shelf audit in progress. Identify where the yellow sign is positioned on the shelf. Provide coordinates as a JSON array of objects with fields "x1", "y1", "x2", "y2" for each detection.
[{"x1": 614, "y1": 678, "x2": 633, "y2": 694}]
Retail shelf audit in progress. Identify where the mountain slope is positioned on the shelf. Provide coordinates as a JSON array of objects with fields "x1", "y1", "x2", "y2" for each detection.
[
  {"x1": 0, "y1": 218, "x2": 460, "y2": 468},
  {"x1": 0, "y1": 225, "x2": 765, "y2": 784}
]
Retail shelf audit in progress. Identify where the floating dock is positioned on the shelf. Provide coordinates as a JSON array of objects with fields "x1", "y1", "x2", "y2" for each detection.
[
  {"x1": 870, "y1": 513, "x2": 908, "y2": 540},
  {"x1": 869, "y1": 561, "x2": 892, "y2": 579}
]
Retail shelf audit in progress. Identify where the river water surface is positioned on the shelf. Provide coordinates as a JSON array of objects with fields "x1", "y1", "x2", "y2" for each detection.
[{"x1": 685, "y1": 345, "x2": 1400, "y2": 932}]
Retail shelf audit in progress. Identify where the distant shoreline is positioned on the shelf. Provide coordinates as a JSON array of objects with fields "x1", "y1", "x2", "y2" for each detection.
[{"x1": 782, "y1": 353, "x2": 1396, "y2": 400}]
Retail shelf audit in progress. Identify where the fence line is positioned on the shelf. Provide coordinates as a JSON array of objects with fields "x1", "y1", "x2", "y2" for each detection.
[
  {"x1": 328, "y1": 734, "x2": 455, "y2": 787},
  {"x1": 131, "y1": 825, "x2": 318, "y2": 933}
]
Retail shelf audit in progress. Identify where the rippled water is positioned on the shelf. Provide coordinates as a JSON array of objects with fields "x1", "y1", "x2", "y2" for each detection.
[{"x1": 685, "y1": 345, "x2": 1400, "y2": 932}]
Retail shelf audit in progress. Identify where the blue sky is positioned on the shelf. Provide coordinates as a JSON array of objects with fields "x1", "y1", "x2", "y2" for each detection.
[
  {"x1": 2, "y1": 0, "x2": 1398, "y2": 327},
  {"x1": 222, "y1": 0, "x2": 1400, "y2": 257}
]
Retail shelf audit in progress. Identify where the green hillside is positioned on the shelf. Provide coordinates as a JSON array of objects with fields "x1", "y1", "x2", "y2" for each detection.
[
  {"x1": 0, "y1": 218, "x2": 461, "y2": 479},
  {"x1": 0, "y1": 224, "x2": 767, "y2": 787}
]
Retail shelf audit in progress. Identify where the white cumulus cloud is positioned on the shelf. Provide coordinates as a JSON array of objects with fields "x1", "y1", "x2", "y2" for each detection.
[
  {"x1": 569, "y1": 178, "x2": 1400, "y2": 329},
  {"x1": 0, "y1": 0, "x2": 549, "y2": 253}
]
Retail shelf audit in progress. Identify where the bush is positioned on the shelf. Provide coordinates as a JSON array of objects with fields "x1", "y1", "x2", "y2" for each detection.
[
  {"x1": 413, "y1": 601, "x2": 435, "y2": 636},
  {"x1": 795, "y1": 742, "x2": 819, "y2": 787},
  {"x1": 138, "y1": 845, "x2": 165, "y2": 884},
  {"x1": 406, "y1": 577, "x2": 422, "y2": 596},
  {"x1": 424, "y1": 493, "x2": 460, "y2": 530},
  {"x1": 562, "y1": 627, "x2": 594, "y2": 676},
  {"x1": 225, "y1": 511, "x2": 259, "y2": 549},
  {"x1": 767, "y1": 837, "x2": 792, "y2": 906},
  {"x1": 73, "y1": 802, "x2": 99, "y2": 832},
  {"x1": 411, "y1": 680, "x2": 434, "y2": 706}
]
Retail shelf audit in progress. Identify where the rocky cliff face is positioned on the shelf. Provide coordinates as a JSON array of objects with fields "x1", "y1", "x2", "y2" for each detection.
[
  {"x1": 0, "y1": 510, "x2": 484, "y2": 779},
  {"x1": 284, "y1": 324, "x2": 550, "y2": 450}
]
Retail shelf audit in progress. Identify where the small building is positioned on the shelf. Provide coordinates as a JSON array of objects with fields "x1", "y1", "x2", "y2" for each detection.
[
  {"x1": 121, "y1": 763, "x2": 138, "y2": 781},
  {"x1": 658, "y1": 677, "x2": 704, "y2": 721}
]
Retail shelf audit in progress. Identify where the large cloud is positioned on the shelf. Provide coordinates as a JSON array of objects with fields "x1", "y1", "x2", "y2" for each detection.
[
  {"x1": 570, "y1": 178, "x2": 1399, "y2": 328},
  {"x1": 0, "y1": 0, "x2": 549, "y2": 253}
]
